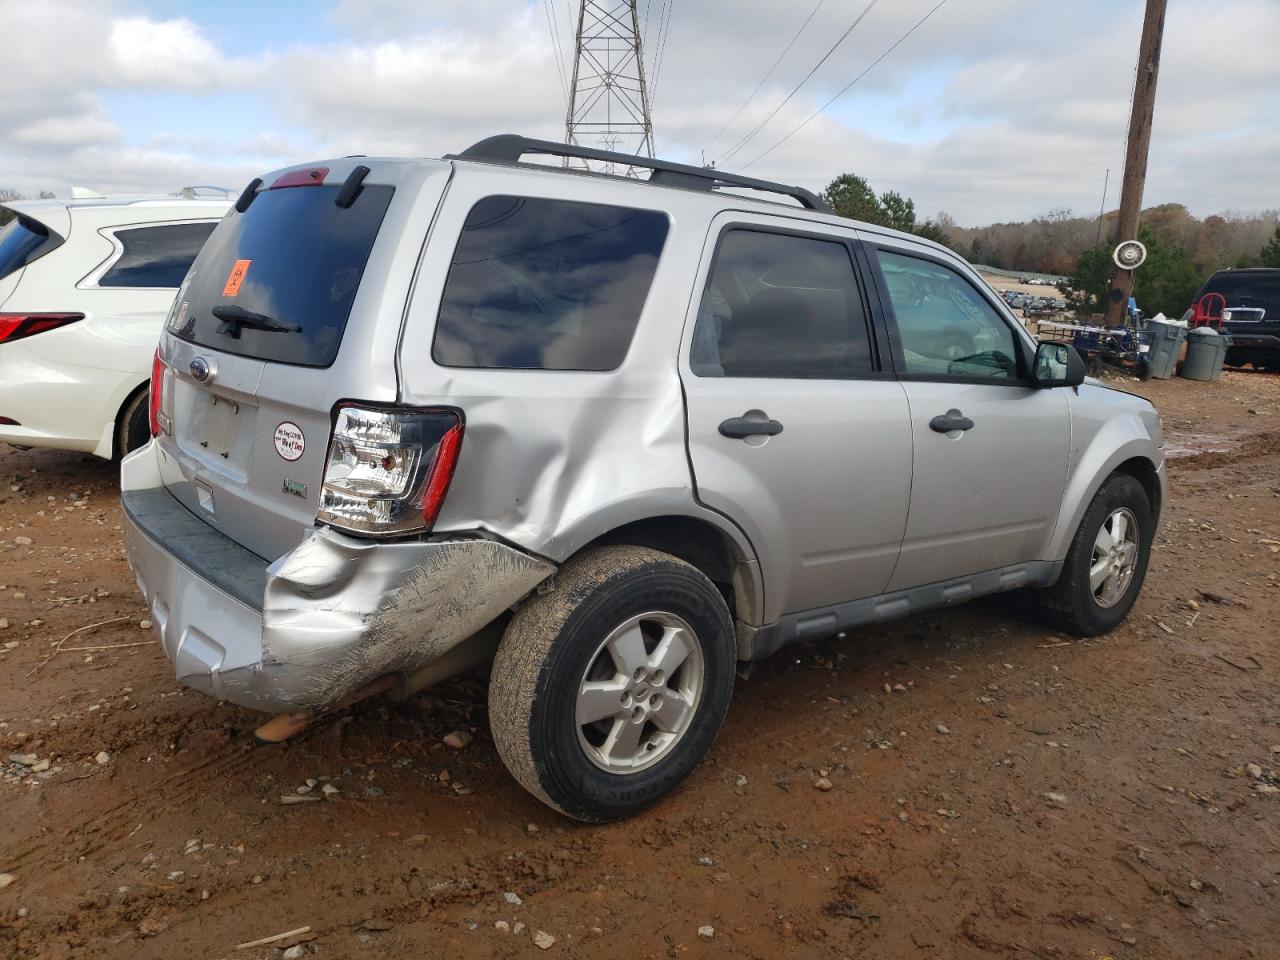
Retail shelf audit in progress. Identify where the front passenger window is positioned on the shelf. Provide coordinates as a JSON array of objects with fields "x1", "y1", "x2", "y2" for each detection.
[{"x1": 875, "y1": 250, "x2": 1019, "y2": 380}]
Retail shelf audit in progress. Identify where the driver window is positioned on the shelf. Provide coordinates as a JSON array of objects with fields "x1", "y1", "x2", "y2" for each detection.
[{"x1": 875, "y1": 249, "x2": 1019, "y2": 381}]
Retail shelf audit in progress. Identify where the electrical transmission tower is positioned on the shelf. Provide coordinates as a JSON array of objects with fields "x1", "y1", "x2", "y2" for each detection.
[{"x1": 565, "y1": 0, "x2": 655, "y2": 170}]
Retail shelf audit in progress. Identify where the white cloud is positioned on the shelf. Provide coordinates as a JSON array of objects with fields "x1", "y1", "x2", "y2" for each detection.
[
  {"x1": 11, "y1": 114, "x2": 121, "y2": 148},
  {"x1": 0, "y1": 0, "x2": 1276, "y2": 224},
  {"x1": 107, "y1": 17, "x2": 226, "y2": 89},
  {"x1": 275, "y1": 20, "x2": 567, "y2": 157}
]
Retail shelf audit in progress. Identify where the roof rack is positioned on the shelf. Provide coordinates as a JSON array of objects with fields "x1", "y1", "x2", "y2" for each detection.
[
  {"x1": 179, "y1": 185, "x2": 235, "y2": 200},
  {"x1": 450, "y1": 134, "x2": 832, "y2": 213}
]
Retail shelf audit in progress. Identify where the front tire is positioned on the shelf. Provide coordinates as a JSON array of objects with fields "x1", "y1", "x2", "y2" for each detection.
[
  {"x1": 1033, "y1": 473, "x2": 1153, "y2": 636},
  {"x1": 489, "y1": 545, "x2": 736, "y2": 822}
]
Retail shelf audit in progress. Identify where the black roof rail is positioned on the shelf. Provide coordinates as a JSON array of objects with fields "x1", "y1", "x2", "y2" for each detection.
[{"x1": 449, "y1": 134, "x2": 832, "y2": 213}]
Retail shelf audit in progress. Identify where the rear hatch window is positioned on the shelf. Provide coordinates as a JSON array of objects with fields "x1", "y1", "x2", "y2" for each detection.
[
  {"x1": 167, "y1": 182, "x2": 394, "y2": 366},
  {"x1": 0, "y1": 214, "x2": 57, "y2": 281}
]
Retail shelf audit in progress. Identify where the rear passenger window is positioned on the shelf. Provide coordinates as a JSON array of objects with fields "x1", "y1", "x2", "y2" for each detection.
[
  {"x1": 433, "y1": 196, "x2": 669, "y2": 371},
  {"x1": 690, "y1": 229, "x2": 874, "y2": 379},
  {"x1": 100, "y1": 222, "x2": 217, "y2": 288}
]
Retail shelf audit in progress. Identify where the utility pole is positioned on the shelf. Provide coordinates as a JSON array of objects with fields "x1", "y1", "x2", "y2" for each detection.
[
  {"x1": 566, "y1": 0, "x2": 655, "y2": 172},
  {"x1": 1095, "y1": 167, "x2": 1109, "y2": 247},
  {"x1": 1103, "y1": 0, "x2": 1167, "y2": 327}
]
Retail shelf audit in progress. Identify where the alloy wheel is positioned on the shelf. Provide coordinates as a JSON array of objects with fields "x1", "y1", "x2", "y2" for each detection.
[
  {"x1": 1090, "y1": 506, "x2": 1139, "y2": 608},
  {"x1": 575, "y1": 611, "x2": 705, "y2": 774}
]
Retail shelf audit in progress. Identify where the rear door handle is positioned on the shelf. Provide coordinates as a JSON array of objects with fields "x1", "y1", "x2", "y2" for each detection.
[
  {"x1": 929, "y1": 409, "x2": 975, "y2": 433},
  {"x1": 719, "y1": 415, "x2": 784, "y2": 439}
]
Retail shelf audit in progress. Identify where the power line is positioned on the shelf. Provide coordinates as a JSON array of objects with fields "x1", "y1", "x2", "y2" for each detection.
[
  {"x1": 542, "y1": 0, "x2": 571, "y2": 109},
  {"x1": 650, "y1": 0, "x2": 675, "y2": 112},
  {"x1": 739, "y1": 0, "x2": 949, "y2": 171},
  {"x1": 646, "y1": 0, "x2": 667, "y2": 81},
  {"x1": 715, "y1": 0, "x2": 880, "y2": 166},
  {"x1": 704, "y1": 0, "x2": 825, "y2": 155}
]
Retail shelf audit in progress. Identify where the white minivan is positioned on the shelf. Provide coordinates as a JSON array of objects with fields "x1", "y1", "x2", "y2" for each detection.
[{"x1": 0, "y1": 188, "x2": 229, "y2": 459}]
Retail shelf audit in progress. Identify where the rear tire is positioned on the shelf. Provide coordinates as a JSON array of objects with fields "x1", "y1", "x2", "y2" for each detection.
[
  {"x1": 114, "y1": 386, "x2": 151, "y2": 460},
  {"x1": 1033, "y1": 473, "x2": 1152, "y2": 636},
  {"x1": 488, "y1": 545, "x2": 736, "y2": 822}
]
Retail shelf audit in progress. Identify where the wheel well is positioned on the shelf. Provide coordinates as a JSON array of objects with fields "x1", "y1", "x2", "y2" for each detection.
[
  {"x1": 581, "y1": 516, "x2": 757, "y2": 624},
  {"x1": 1113, "y1": 456, "x2": 1161, "y2": 520},
  {"x1": 111, "y1": 380, "x2": 151, "y2": 455},
  {"x1": 117, "y1": 380, "x2": 150, "y2": 428}
]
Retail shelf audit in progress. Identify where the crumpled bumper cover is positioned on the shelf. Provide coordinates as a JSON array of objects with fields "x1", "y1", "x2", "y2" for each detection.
[{"x1": 121, "y1": 453, "x2": 555, "y2": 714}]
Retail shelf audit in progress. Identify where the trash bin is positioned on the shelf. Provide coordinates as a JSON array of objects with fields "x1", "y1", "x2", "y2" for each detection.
[
  {"x1": 1145, "y1": 317, "x2": 1186, "y2": 379},
  {"x1": 1181, "y1": 327, "x2": 1233, "y2": 381}
]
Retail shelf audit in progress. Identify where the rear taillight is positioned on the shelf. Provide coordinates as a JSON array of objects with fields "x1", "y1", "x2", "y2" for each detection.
[
  {"x1": 148, "y1": 350, "x2": 167, "y2": 437},
  {"x1": 318, "y1": 403, "x2": 464, "y2": 537},
  {"x1": 0, "y1": 313, "x2": 83, "y2": 344}
]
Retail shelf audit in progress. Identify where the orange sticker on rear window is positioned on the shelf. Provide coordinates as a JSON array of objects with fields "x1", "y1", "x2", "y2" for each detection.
[{"x1": 221, "y1": 259, "x2": 251, "y2": 297}]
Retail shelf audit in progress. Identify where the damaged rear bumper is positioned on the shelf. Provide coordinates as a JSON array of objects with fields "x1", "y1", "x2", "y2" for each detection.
[{"x1": 120, "y1": 445, "x2": 555, "y2": 714}]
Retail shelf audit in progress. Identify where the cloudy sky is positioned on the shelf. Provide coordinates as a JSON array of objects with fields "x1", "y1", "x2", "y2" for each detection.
[{"x1": 1, "y1": 0, "x2": 1276, "y2": 225}]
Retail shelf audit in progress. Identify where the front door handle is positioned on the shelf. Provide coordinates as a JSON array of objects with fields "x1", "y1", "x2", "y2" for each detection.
[
  {"x1": 719, "y1": 414, "x2": 784, "y2": 439},
  {"x1": 929, "y1": 409, "x2": 975, "y2": 433}
]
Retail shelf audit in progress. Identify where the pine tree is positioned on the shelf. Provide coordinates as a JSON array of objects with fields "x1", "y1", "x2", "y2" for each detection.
[{"x1": 1261, "y1": 226, "x2": 1280, "y2": 268}]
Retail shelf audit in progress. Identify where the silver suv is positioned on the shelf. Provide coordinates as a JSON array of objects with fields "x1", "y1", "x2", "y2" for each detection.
[{"x1": 122, "y1": 136, "x2": 1165, "y2": 822}]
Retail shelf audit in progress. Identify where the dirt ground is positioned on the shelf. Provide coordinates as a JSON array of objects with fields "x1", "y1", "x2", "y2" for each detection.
[{"x1": 1, "y1": 370, "x2": 1278, "y2": 960}]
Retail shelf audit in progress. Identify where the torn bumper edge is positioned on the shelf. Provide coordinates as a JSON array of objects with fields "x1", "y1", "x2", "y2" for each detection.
[{"x1": 120, "y1": 444, "x2": 555, "y2": 714}]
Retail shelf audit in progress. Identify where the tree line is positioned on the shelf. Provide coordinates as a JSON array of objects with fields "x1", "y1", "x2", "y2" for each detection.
[
  {"x1": 0, "y1": 188, "x2": 57, "y2": 227},
  {"x1": 822, "y1": 173, "x2": 1280, "y2": 318},
  {"x1": 1052, "y1": 212, "x2": 1280, "y2": 318}
]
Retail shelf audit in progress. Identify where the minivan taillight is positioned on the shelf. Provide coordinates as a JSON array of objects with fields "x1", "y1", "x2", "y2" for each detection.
[
  {"x1": 148, "y1": 350, "x2": 166, "y2": 436},
  {"x1": 318, "y1": 404, "x2": 464, "y2": 537},
  {"x1": 0, "y1": 313, "x2": 83, "y2": 344}
]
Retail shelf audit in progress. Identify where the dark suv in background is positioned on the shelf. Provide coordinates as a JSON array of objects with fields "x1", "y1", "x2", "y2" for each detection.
[{"x1": 1187, "y1": 268, "x2": 1280, "y2": 371}]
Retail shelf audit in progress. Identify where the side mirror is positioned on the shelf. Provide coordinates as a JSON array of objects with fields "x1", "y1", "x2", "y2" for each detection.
[{"x1": 1032, "y1": 341, "x2": 1086, "y2": 388}]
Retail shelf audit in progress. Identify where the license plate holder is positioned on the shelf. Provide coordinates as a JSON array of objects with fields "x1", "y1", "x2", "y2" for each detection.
[{"x1": 200, "y1": 394, "x2": 241, "y2": 460}]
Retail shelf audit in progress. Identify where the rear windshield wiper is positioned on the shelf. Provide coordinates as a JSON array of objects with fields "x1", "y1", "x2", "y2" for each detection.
[{"x1": 211, "y1": 304, "x2": 302, "y2": 339}]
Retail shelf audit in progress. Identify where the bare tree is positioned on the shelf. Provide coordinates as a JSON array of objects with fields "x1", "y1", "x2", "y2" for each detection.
[{"x1": 0, "y1": 189, "x2": 24, "y2": 226}]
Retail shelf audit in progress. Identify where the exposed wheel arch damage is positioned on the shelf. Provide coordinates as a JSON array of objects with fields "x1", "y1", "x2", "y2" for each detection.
[{"x1": 574, "y1": 514, "x2": 764, "y2": 643}]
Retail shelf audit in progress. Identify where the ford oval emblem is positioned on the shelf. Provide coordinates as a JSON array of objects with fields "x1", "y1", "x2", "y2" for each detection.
[{"x1": 189, "y1": 356, "x2": 212, "y2": 383}]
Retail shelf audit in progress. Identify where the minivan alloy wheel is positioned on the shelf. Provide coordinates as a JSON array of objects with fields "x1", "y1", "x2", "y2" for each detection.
[
  {"x1": 576, "y1": 611, "x2": 705, "y2": 773},
  {"x1": 1090, "y1": 506, "x2": 1139, "y2": 608}
]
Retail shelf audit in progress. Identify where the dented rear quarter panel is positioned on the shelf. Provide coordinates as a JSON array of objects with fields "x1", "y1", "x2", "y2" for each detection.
[
  {"x1": 256, "y1": 528, "x2": 554, "y2": 709},
  {"x1": 396, "y1": 163, "x2": 764, "y2": 616}
]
